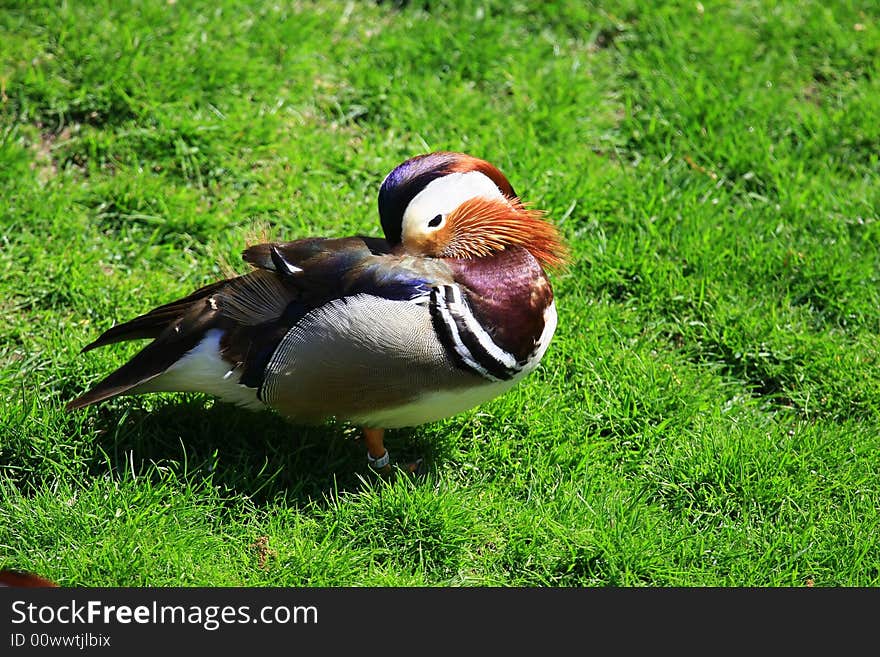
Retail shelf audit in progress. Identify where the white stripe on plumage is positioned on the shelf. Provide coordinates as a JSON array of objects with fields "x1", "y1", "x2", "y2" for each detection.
[
  {"x1": 432, "y1": 286, "x2": 503, "y2": 382},
  {"x1": 446, "y1": 284, "x2": 520, "y2": 371}
]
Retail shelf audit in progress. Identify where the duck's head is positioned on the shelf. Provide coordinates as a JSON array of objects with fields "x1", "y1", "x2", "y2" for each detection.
[{"x1": 378, "y1": 152, "x2": 566, "y2": 269}]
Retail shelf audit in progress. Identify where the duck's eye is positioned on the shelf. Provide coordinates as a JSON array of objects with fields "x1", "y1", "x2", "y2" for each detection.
[{"x1": 428, "y1": 214, "x2": 443, "y2": 228}]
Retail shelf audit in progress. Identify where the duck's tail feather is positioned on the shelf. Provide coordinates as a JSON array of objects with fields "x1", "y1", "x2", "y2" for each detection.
[
  {"x1": 80, "y1": 279, "x2": 233, "y2": 353},
  {"x1": 67, "y1": 280, "x2": 232, "y2": 410}
]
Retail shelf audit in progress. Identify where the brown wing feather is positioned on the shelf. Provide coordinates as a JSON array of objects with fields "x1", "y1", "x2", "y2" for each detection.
[{"x1": 80, "y1": 278, "x2": 235, "y2": 353}]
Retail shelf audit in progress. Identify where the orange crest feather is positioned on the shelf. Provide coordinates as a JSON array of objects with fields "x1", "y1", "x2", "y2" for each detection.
[{"x1": 443, "y1": 197, "x2": 568, "y2": 269}]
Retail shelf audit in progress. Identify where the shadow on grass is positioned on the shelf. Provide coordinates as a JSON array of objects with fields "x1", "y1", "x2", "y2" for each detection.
[{"x1": 85, "y1": 395, "x2": 443, "y2": 506}]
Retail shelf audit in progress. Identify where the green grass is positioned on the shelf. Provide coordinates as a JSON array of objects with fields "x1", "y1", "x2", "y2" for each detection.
[{"x1": 1, "y1": 0, "x2": 879, "y2": 586}]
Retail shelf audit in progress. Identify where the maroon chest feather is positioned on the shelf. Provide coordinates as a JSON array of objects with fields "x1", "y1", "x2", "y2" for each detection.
[{"x1": 444, "y1": 248, "x2": 554, "y2": 362}]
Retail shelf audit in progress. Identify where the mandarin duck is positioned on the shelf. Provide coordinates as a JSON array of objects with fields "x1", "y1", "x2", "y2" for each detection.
[{"x1": 67, "y1": 152, "x2": 566, "y2": 473}]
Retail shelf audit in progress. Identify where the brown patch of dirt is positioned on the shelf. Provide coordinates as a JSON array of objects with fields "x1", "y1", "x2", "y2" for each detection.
[
  {"x1": 30, "y1": 124, "x2": 78, "y2": 183},
  {"x1": 252, "y1": 536, "x2": 277, "y2": 570}
]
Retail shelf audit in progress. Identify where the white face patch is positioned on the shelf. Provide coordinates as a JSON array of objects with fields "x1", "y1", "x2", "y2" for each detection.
[{"x1": 401, "y1": 171, "x2": 508, "y2": 246}]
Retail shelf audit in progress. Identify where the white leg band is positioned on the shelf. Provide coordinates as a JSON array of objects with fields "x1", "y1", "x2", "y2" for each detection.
[{"x1": 367, "y1": 450, "x2": 390, "y2": 470}]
